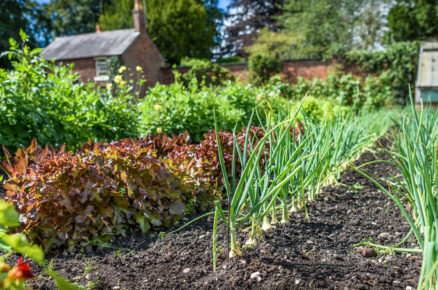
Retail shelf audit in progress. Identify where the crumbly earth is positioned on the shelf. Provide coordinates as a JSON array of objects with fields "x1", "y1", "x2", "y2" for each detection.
[{"x1": 23, "y1": 138, "x2": 421, "y2": 289}]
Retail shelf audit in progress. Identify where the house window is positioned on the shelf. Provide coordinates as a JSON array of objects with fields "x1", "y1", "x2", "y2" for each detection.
[{"x1": 95, "y1": 58, "x2": 109, "y2": 81}]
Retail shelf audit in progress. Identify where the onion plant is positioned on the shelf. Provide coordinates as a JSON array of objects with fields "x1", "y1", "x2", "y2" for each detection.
[
  {"x1": 213, "y1": 109, "x2": 308, "y2": 262},
  {"x1": 353, "y1": 101, "x2": 437, "y2": 289}
]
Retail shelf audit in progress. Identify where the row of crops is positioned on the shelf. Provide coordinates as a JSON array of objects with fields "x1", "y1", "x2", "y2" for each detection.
[
  {"x1": 353, "y1": 103, "x2": 438, "y2": 290},
  {"x1": 2, "y1": 97, "x2": 438, "y2": 289},
  {"x1": 209, "y1": 105, "x2": 397, "y2": 269}
]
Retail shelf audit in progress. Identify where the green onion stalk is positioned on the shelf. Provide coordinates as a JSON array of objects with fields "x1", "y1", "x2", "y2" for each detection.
[{"x1": 354, "y1": 100, "x2": 438, "y2": 289}]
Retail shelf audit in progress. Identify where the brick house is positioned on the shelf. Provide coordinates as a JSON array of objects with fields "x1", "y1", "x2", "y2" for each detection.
[{"x1": 41, "y1": 0, "x2": 165, "y2": 90}]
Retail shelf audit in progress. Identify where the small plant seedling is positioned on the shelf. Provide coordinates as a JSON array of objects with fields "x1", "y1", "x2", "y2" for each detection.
[
  {"x1": 114, "y1": 247, "x2": 135, "y2": 258},
  {"x1": 86, "y1": 280, "x2": 100, "y2": 289}
]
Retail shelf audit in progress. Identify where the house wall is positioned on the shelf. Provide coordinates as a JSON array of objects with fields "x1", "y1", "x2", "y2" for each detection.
[
  {"x1": 121, "y1": 33, "x2": 166, "y2": 91},
  {"x1": 57, "y1": 58, "x2": 96, "y2": 83}
]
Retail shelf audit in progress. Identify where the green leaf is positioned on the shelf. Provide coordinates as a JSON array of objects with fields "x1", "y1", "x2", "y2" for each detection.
[
  {"x1": 134, "y1": 214, "x2": 151, "y2": 234},
  {"x1": 0, "y1": 233, "x2": 45, "y2": 265},
  {"x1": 0, "y1": 200, "x2": 20, "y2": 228}
]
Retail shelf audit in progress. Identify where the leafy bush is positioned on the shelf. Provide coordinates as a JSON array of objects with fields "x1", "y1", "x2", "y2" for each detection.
[
  {"x1": 139, "y1": 81, "x2": 245, "y2": 142},
  {"x1": 138, "y1": 79, "x2": 293, "y2": 142},
  {"x1": 291, "y1": 97, "x2": 351, "y2": 122},
  {"x1": 248, "y1": 54, "x2": 283, "y2": 84},
  {"x1": 290, "y1": 72, "x2": 393, "y2": 112},
  {"x1": 216, "y1": 56, "x2": 245, "y2": 64},
  {"x1": 1, "y1": 139, "x2": 212, "y2": 252},
  {"x1": 181, "y1": 60, "x2": 233, "y2": 87},
  {"x1": 0, "y1": 33, "x2": 139, "y2": 153},
  {"x1": 346, "y1": 41, "x2": 419, "y2": 104}
]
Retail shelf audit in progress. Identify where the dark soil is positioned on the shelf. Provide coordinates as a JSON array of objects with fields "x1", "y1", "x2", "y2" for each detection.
[{"x1": 27, "y1": 138, "x2": 421, "y2": 289}]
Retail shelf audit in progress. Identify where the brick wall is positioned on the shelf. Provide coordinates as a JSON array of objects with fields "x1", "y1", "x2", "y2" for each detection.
[
  {"x1": 121, "y1": 33, "x2": 165, "y2": 90},
  {"x1": 58, "y1": 57, "x2": 361, "y2": 89},
  {"x1": 57, "y1": 58, "x2": 96, "y2": 83},
  {"x1": 159, "y1": 59, "x2": 361, "y2": 85}
]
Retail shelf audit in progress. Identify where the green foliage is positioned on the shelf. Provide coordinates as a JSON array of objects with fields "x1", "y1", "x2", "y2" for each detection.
[
  {"x1": 0, "y1": 34, "x2": 139, "y2": 153},
  {"x1": 138, "y1": 81, "x2": 246, "y2": 142},
  {"x1": 216, "y1": 56, "x2": 245, "y2": 64},
  {"x1": 1, "y1": 138, "x2": 213, "y2": 252},
  {"x1": 99, "y1": 0, "x2": 219, "y2": 64},
  {"x1": 291, "y1": 97, "x2": 349, "y2": 122},
  {"x1": 181, "y1": 60, "x2": 233, "y2": 87},
  {"x1": 279, "y1": 0, "x2": 362, "y2": 59},
  {"x1": 346, "y1": 41, "x2": 419, "y2": 104},
  {"x1": 290, "y1": 73, "x2": 393, "y2": 112},
  {"x1": 244, "y1": 28, "x2": 302, "y2": 60},
  {"x1": 387, "y1": 0, "x2": 438, "y2": 42},
  {"x1": 0, "y1": 0, "x2": 39, "y2": 68},
  {"x1": 138, "y1": 71, "x2": 392, "y2": 142},
  {"x1": 0, "y1": 200, "x2": 82, "y2": 289},
  {"x1": 248, "y1": 54, "x2": 283, "y2": 84},
  {"x1": 138, "y1": 79, "x2": 291, "y2": 142},
  {"x1": 36, "y1": 0, "x2": 112, "y2": 42}
]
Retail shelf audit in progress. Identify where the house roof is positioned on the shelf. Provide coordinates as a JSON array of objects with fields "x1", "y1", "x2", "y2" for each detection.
[{"x1": 41, "y1": 29, "x2": 140, "y2": 60}]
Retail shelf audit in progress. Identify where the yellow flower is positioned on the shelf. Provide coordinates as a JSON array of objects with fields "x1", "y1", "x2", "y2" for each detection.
[
  {"x1": 156, "y1": 127, "x2": 163, "y2": 133},
  {"x1": 118, "y1": 66, "x2": 127, "y2": 73},
  {"x1": 136, "y1": 66, "x2": 143, "y2": 72},
  {"x1": 121, "y1": 80, "x2": 127, "y2": 86},
  {"x1": 154, "y1": 105, "x2": 162, "y2": 111},
  {"x1": 106, "y1": 83, "x2": 112, "y2": 90},
  {"x1": 114, "y1": 75, "x2": 123, "y2": 84}
]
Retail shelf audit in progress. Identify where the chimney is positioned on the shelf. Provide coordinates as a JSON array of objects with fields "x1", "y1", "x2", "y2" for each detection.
[
  {"x1": 133, "y1": 0, "x2": 147, "y2": 34},
  {"x1": 96, "y1": 25, "x2": 102, "y2": 33}
]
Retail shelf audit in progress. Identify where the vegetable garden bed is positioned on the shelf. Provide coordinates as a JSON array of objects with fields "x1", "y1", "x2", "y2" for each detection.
[{"x1": 24, "y1": 138, "x2": 421, "y2": 289}]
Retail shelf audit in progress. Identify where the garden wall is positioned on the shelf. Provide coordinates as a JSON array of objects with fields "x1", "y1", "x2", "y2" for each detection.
[{"x1": 159, "y1": 59, "x2": 362, "y2": 85}]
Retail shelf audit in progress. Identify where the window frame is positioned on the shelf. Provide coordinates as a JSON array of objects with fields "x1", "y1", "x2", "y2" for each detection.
[{"x1": 94, "y1": 57, "x2": 109, "y2": 81}]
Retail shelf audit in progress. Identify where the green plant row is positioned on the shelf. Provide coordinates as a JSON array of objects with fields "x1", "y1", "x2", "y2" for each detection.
[
  {"x1": 138, "y1": 72, "x2": 393, "y2": 142},
  {"x1": 354, "y1": 101, "x2": 438, "y2": 290},
  {"x1": 209, "y1": 105, "x2": 397, "y2": 269}
]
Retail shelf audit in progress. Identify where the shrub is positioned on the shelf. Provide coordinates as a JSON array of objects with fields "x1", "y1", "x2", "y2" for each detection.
[
  {"x1": 346, "y1": 41, "x2": 419, "y2": 104},
  {"x1": 181, "y1": 60, "x2": 233, "y2": 87},
  {"x1": 249, "y1": 54, "x2": 283, "y2": 84},
  {"x1": 290, "y1": 72, "x2": 393, "y2": 112},
  {"x1": 1, "y1": 139, "x2": 212, "y2": 252},
  {"x1": 0, "y1": 33, "x2": 139, "y2": 153},
  {"x1": 139, "y1": 81, "x2": 245, "y2": 142},
  {"x1": 291, "y1": 97, "x2": 351, "y2": 122},
  {"x1": 138, "y1": 79, "x2": 297, "y2": 142}
]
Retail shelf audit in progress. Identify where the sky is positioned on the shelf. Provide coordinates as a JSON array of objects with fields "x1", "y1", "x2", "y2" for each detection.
[
  {"x1": 35, "y1": 0, "x2": 231, "y2": 10},
  {"x1": 218, "y1": 0, "x2": 231, "y2": 10}
]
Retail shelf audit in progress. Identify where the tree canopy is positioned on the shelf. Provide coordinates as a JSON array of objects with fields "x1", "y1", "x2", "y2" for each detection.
[
  {"x1": 387, "y1": 0, "x2": 438, "y2": 42},
  {"x1": 222, "y1": 0, "x2": 284, "y2": 57},
  {"x1": 98, "y1": 0, "x2": 221, "y2": 64},
  {"x1": 0, "y1": 0, "x2": 38, "y2": 68}
]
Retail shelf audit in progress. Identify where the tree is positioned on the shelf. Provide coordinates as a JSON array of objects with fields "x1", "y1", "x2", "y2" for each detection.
[
  {"x1": 244, "y1": 28, "x2": 302, "y2": 60},
  {"x1": 36, "y1": 0, "x2": 112, "y2": 43},
  {"x1": 0, "y1": 0, "x2": 37, "y2": 68},
  {"x1": 222, "y1": 0, "x2": 284, "y2": 57},
  {"x1": 353, "y1": 0, "x2": 392, "y2": 50},
  {"x1": 99, "y1": 0, "x2": 220, "y2": 64},
  {"x1": 279, "y1": 0, "x2": 363, "y2": 59},
  {"x1": 387, "y1": 0, "x2": 438, "y2": 42}
]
